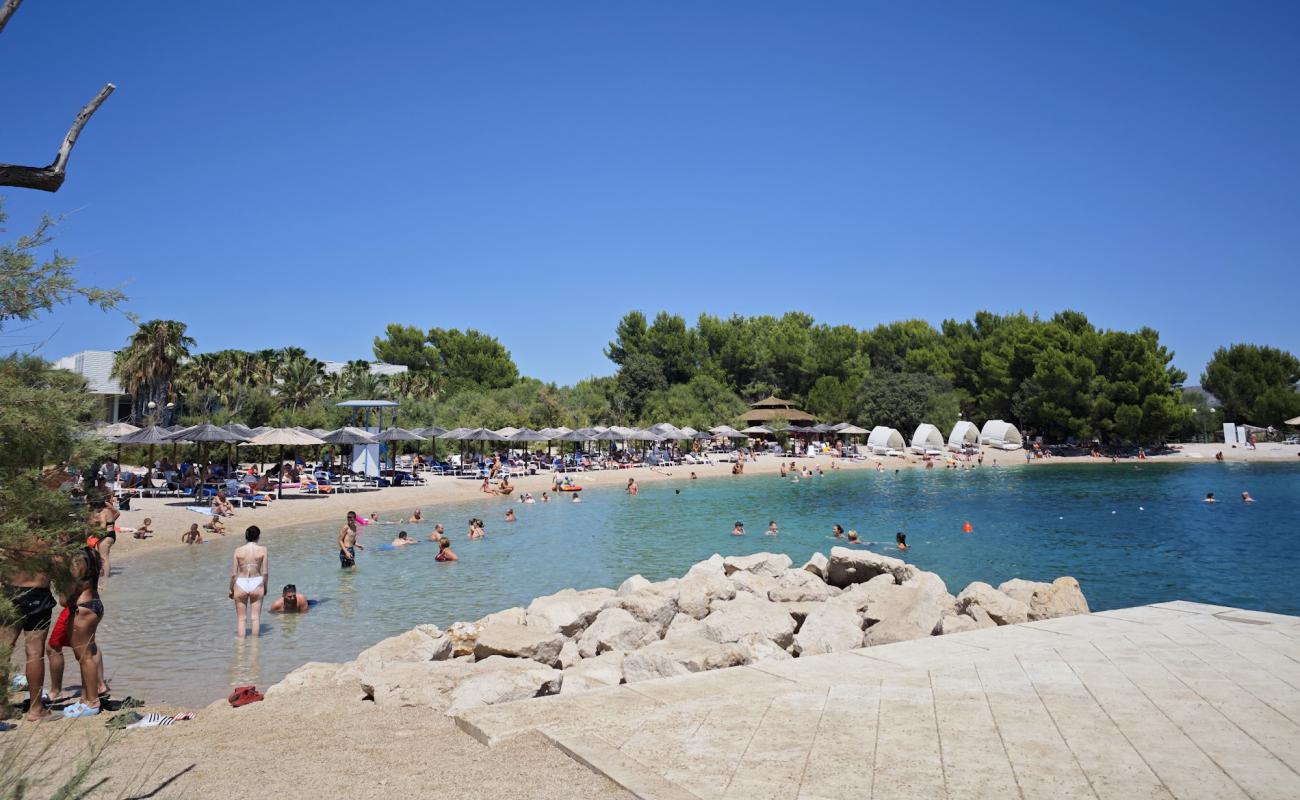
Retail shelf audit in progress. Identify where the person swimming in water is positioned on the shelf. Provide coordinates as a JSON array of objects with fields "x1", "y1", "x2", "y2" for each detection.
[
  {"x1": 571, "y1": 491, "x2": 582, "y2": 503},
  {"x1": 846, "y1": 530, "x2": 860, "y2": 544},
  {"x1": 1204, "y1": 492, "x2": 1217, "y2": 503},
  {"x1": 391, "y1": 531, "x2": 417, "y2": 547},
  {"x1": 270, "y1": 584, "x2": 309, "y2": 613},
  {"x1": 505, "y1": 508, "x2": 516, "y2": 522},
  {"x1": 407, "y1": 509, "x2": 423, "y2": 523},
  {"x1": 895, "y1": 531, "x2": 908, "y2": 551},
  {"x1": 732, "y1": 521, "x2": 745, "y2": 536},
  {"x1": 766, "y1": 520, "x2": 778, "y2": 536},
  {"x1": 426, "y1": 522, "x2": 446, "y2": 542},
  {"x1": 1241, "y1": 491, "x2": 1254, "y2": 503},
  {"x1": 831, "y1": 524, "x2": 844, "y2": 539},
  {"x1": 541, "y1": 491, "x2": 550, "y2": 503},
  {"x1": 435, "y1": 537, "x2": 458, "y2": 562}
]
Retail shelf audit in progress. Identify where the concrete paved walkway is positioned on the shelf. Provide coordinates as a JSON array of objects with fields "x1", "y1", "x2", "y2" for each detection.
[{"x1": 456, "y1": 602, "x2": 1300, "y2": 799}]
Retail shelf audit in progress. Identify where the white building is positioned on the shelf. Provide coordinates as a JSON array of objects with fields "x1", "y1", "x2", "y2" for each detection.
[
  {"x1": 53, "y1": 349, "x2": 407, "y2": 422},
  {"x1": 52, "y1": 350, "x2": 131, "y2": 422}
]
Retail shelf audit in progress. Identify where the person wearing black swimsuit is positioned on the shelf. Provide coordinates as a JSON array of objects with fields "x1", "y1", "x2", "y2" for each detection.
[{"x1": 62, "y1": 545, "x2": 104, "y2": 718}]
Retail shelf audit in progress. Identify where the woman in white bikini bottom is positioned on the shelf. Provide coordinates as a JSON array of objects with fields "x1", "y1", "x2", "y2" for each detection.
[{"x1": 230, "y1": 526, "x2": 268, "y2": 638}]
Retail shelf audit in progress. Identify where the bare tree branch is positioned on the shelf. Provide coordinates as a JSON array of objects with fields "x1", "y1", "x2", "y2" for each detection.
[
  {"x1": 0, "y1": 83, "x2": 116, "y2": 192},
  {"x1": 0, "y1": 0, "x2": 23, "y2": 36}
]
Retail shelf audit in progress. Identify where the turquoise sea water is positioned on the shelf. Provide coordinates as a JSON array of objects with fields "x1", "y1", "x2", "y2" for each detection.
[{"x1": 99, "y1": 462, "x2": 1300, "y2": 707}]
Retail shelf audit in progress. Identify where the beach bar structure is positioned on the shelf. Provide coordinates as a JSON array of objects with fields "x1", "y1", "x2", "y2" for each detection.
[
  {"x1": 948, "y1": 420, "x2": 980, "y2": 451},
  {"x1": 739, "y1": 396, "x2": 816, "y2": 427},
  {"x1": 909, "y1": 423, "x2": 945, "y2": 454},
  {"x1": 980, "y1": 419, "x2": 1023, "y2": 450},
  {"x1": 867, "y1": 426, "x2": 906, "y2": 454}
]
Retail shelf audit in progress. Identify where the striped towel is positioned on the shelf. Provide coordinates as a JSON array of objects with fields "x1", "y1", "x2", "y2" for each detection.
[{"x1": 126, "y1": 711, "x2": 196, "y2": 729}]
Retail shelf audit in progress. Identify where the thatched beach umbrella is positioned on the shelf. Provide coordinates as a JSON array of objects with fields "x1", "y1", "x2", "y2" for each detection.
[
  {"x1": 374, "y1": 426, "x2": 426, "y2": 474},
  {"x1": 114, "y1": 425, "x2": 174, "y2": 485},
  {"x1": 96, "y1": 422, "x2": 140, "y2": 438},
  {"x1": 166, "y1": 423, "x2": 245, "y2": 503},
  {"x1": 247, "y1": 427, "x2": 326, "y2": 498},
  {"x1": 321, "y1": 426, "x2": 379, "y2": 445}
]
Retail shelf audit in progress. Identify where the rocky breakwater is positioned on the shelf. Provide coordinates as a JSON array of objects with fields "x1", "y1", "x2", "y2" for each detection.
[{"x1": 268, "y1": 547, "x2": 1088, "y2": 714}]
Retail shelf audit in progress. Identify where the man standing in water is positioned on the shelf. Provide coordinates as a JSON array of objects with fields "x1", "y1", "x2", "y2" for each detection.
[
  {"x1": 338, "y1": 511, "x2": 363, "y2": 570},
  {"x1": 2, "y1": 542, "x2": 55, "y2": 721}
]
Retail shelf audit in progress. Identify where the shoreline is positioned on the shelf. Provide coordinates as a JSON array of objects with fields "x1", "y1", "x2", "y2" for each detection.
[{"x1": 106, "y1": 441, "x2": 1300, "y2": 565}]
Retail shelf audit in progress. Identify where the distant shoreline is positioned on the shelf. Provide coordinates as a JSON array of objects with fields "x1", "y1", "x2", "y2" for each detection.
[{"x1": 106, "y1": 440, "x2": 1299, "y2": 566}]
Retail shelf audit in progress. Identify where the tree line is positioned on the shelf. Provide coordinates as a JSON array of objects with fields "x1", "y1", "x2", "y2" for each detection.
[{"x1": 101, "y1": 307, "x2": 1300, "y2": 445}]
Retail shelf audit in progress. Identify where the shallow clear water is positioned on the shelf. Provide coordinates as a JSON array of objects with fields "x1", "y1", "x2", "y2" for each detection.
[{"x1": 99, "y1": 462, "x2": 1300, "y2": 707}]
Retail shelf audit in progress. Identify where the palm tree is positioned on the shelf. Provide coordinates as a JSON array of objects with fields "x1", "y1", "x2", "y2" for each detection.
[
  {"x1": 279, "y1": 357, "x2": 324, "y2": 410},
  {"x1": 113, "y1": 320, "x2": 194, "y2": 423}
]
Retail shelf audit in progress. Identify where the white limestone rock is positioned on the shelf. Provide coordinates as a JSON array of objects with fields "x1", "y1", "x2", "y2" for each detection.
[
  {"x1": 267, "y1": 661, "x2": 353, "y2": 698},
  {"x1": 663, "y1": 614, "x2": 706, "y2": 641},
  {"x1": 998, "y1": 577, "x2": 1090, "y2": 620},
  {"x1": 361, "y1": 660, "x2": 475, "y2": 710},
  {"x1": 354, "y1": 625, "x2": 452, "y2": 672},
  {"x1": 723, "y1": 552, "x2": 793, "y2": 577},
  {"x1": 524, "y1": 588, "x2": 615, "y2": 636},
  {"x1": 834, "y1": 575, "x2": 906, "y2": 619},
  {"x1": 861, "y1": 586, "x2": 946, "y2": 646},
  {"x1": 794, "y1": 603, "x2": 865, "y2": 656},
  {"x1": 701, "y1": 594, "x2": 797, "y2": 649},
  {"x1": 561, "y1": 650, "x2": 625, "y2": 694},
  {"x1": 769, "y1": 569, "x2": 838, "y2": 603},
  {"x1": 802, "y1": 552, "x2": 829, "y2": 580},
  {"x1": 606, "y1": 589, "x2": 679, "y2": 635},
  {"x1": 826, "y1": 546, "x2": 917, "y2": 588},
  {"x1": 621, "y1": 636, "x2": 748, "y2": 683},
  {"x1": 617, "y1": 575, "x2": 651, "y2": 596},
  {"x1": 478, "y1": 607, "x2": 526, "y2": 627},
  {"x1": 729, "y1": 570, "x2": 781, "y2": 598},
  {"x1": 445, "y1": 656, "x2": 562, "y2": 714},
  {"x1": 957, "y1": 582, "x2": 1030, "y2": 626},
  {"x1": 684, "y1": 553, "x2": 726, "y2": 579},
  {"x1": 576, "y1": 607, "x2": 660, "y2": 658},
  {"x1": 445, "y1": 621, "x2": 481, "y2": 657},
  {"x1": 937, "y1": 612, "x2": 982, "y2": 636},
  {"x1": 472, "y1": 622, "x2": 567, "y2": 666},
  {"x1": 675, "y1": 574, "x2": 737, "y2": 619},
  {"x1": 558, "y1": 640, "x2": 582, "y2": 669},
  {"x1": 734, "y1": 633, "x2": 793, "y2": 664}
]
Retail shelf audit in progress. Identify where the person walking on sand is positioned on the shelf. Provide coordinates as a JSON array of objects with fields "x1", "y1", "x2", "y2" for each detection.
[
  {"x1": 339, "y1": 511, "x2": 363, "y2": 570},
  {"x1": 426, "y1": 522, "x2": 446, "y2": 542},
  {"x1": 2, "y1": 542, "x2": 56, "y2": 721},
  {"x1": 230, "y1": 526, "x2": 268, "y2": 638}
]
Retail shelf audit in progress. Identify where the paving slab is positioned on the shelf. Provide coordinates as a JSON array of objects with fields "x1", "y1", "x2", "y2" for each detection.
[{"x1": 451, "y1": 603, "x2": 1300, "y2": 799}]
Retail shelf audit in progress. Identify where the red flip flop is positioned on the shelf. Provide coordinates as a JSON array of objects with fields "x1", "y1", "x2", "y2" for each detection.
[{"x1": 227, "y1": 686, "x2": 263, "y2": 707}]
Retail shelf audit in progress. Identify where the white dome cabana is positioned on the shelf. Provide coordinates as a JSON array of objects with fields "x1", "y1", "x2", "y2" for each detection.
[
  {"x1": 980, "y1": 419, "x2": 1023, "y2": 450},
  {"x1": 909, "y1": 423, "x2": 945, "y2": 454},
  {"x1": 867, "y1": 426, "x2": 906, "y2": 455},
  {"x1": 948, "y1": 420, "x2": 980, "y2": 451}
]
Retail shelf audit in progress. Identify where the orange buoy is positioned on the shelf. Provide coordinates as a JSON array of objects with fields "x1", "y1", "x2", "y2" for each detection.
[{"x1": 962, "y1": 521, "x2": 973, "y2": 533}]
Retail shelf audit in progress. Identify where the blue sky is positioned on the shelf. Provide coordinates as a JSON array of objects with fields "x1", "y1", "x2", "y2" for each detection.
[{"x1": 3, "y1": 1, "x2": 1297, "y2": 385}]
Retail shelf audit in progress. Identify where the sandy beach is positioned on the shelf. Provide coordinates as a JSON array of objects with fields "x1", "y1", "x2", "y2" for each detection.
[
  {"x1": 107, "y1": 441, "x2": 1300, "y2": 563},
  {"x1": 6, "y1": 440, "x2": 1298, "y2": 799}
]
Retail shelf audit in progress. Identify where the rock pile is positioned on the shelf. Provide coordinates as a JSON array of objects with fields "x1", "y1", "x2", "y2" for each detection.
[{"x1": 268, "y1": 547, "x2": 1088, "y2": 714}]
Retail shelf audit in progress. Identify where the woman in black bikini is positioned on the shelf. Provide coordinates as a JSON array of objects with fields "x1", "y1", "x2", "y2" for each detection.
[{"x1": 63, "y1": 544, "x2": 104, "y2": 718}]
